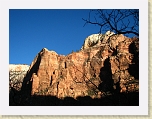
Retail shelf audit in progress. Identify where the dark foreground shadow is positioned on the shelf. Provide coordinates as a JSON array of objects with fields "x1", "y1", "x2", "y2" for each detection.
[{"x1": 9, "y1": 88, "x2": 139, "y2": 106}]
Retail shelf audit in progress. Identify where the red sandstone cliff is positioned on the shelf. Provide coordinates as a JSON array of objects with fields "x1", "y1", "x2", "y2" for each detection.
[{"x1": 22, "y1": 34, "x2": 139, "y2": 100}]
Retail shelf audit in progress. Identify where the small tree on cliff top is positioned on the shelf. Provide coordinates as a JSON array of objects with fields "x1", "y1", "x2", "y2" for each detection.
[{"x1": 83, "y1": 9, "x2": 139, "y2": 37}]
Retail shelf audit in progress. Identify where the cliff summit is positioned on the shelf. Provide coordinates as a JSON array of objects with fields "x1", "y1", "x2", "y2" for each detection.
[{"x1": 9, "y1": 31, "x2": 139, "y2": 105}]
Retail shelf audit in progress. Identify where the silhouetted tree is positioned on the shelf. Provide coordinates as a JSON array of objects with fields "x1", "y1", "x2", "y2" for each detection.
[{"x1": 83, "y1": 9, "x2": 139, "y2": 37}]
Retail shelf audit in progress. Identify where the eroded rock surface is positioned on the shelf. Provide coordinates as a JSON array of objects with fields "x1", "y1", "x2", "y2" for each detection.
[
  {"x1": 81, "y1": 31, "x2": 115, "y2": 50},
  {"x1": 21, "y1": 33, "x2": 139, "y2": 100},
  {"x1": 9, "y1": 64, "x2": 29, "y2": 91},
  {"x1": 9, "y1": 31, "x2": 139, "y2": 106}
]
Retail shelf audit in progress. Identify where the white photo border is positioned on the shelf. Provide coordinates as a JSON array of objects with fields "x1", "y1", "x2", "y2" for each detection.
[{"x1": 0, "y1": 0, "x2": 148, "y2": 115}]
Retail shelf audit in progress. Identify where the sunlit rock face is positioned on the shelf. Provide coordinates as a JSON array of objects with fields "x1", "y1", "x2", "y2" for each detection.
[
  {"x1": 9, "y1": 64, "x2": 29, "y2": 91},
  {"x1": 17, "y1": 33, "x2": 138, "y2": 100},
  {"x1": 9, "y1": 31, "x2": 139, "y2": 106},
  {"x1": 9, "y1": 64, "x2": 30, "y2": 72},
  {"x1": 81, "y1": 31, "x2": 115, "y2": 50},
  {"x1": 80, "y1": 34, "x2": 103, "y2": 50}
]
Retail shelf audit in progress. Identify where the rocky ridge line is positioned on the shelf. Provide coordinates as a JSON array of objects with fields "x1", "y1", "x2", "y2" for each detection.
[{"x1": 19, "y1": 33, "x2": 139, "y2": 100}]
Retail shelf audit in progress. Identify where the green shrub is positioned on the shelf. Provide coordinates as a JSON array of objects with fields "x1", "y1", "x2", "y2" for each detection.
[{"x1": 87, "y1": 89, "x2": 96, "y2": 96}]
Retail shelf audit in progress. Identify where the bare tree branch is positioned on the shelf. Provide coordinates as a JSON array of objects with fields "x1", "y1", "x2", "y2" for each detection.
[{"x1": 83, "y1": 9, "x2": 139, "y2": 37}]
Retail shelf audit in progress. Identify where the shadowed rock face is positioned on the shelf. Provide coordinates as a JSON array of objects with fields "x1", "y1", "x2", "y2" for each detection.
[{"x1": 18, "y1": 34, "x2": 139, "y2": 100}]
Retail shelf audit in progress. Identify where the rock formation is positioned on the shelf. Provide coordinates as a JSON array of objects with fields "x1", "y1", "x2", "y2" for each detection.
[
  {"x1": 80, "y1": 34, "x2": 103, "y2": 50},
  {"x1": 19, "y1": 32, "x2": 139, "y2": 100},
  {"x1": 9, "y1": 31, "x2": 139, "y2": 106},
  {"x1": 81, "y1": 31, "x2": 115, "y2": 50},
  {"x1": 9, "y1": 64, "x2": 29, "y2": 91}
]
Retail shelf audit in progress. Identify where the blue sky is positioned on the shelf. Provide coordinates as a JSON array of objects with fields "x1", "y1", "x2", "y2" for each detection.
[
  {"x1": 9, "y1": 9, "x2": 138, "y2": 65},
  {"x1": 9, "y1": 9, "x2": 103, "y2": 65}
]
